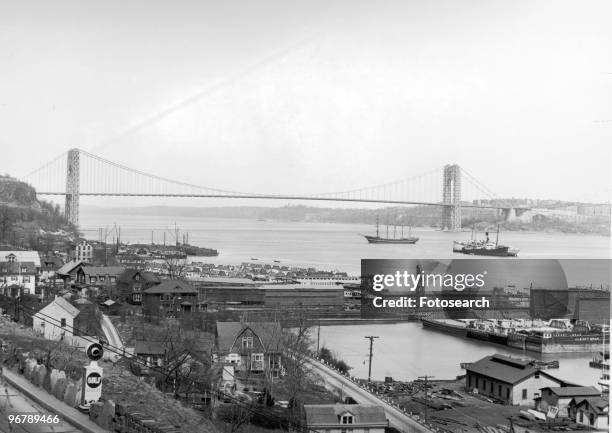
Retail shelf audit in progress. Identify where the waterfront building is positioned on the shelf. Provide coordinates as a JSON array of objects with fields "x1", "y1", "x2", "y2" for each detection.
[
  {"x1": 0, "y1": 261, "x2": 36, "y2": 296},
  {"x1": 569, "y1": 397, "x2": 609, "y2": 430},
  {"x1": 536, "y1": 386, "x2": 601, "y2": 418},
  {"x1": 304, "y1": 404, "x2": 388, "y2": 433},
  {"x1": 261, "y1": 284, "x2": 344, "y2": 310},
  {"x1": 142, "y1": 280, "x2": 198, "y2": 318},
  {"x1": 465, "y1": 354, "x2": 563, "y2": 406},
  {"x1": 215, "y1": 321, "x2": 283, "y2": 378},
  {"x1": 117, "y1": 269, "x2": 160, "y2": 304}
]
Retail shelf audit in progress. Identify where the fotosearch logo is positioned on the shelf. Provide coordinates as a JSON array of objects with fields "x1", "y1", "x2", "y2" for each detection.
[{"x1": 372, "y1": 271, "x2": 487, "y2": 292}]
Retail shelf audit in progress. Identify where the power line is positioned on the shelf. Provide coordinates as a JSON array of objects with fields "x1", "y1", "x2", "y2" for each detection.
[{"x1": 15, "y1": 304, "x2": 323, "y2": 433}]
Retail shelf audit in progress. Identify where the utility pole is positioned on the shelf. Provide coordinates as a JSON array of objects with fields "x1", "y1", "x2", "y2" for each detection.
[
  {"x1": 364, "y1": 336, "x2": 379, "y2": 382},
  {"x1": 316, "y1": 318, "x2": 321, "y2": 357},
  {"x1": 418, "y1": 375, "x2": 434, "y2": 423}
]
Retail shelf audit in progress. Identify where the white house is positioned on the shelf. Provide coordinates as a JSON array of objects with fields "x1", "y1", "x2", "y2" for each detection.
[
  {"x1": 32, "y1": 297, "x2": 80, "y2": 342},
  {"x1": 0, "y1": 261, "x2": 37, "y2": 296},
  {"x1": 304, "y1": 404, "x2": 388, "y2": 433}
]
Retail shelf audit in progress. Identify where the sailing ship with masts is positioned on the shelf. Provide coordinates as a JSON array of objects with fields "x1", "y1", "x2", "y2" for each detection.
[{"x1": 361, "y1": 215, "x2": 419, "y2": 244}]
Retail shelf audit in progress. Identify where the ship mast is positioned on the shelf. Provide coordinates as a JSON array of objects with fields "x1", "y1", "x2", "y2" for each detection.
[
  {"x1": 376, "y1": 215, "x2": 379, "y2": 238},
  {"x1": 495, "y1": 225, "x2": 500, "y2": 246}
]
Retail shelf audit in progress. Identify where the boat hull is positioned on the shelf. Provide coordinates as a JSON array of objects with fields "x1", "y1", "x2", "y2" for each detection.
[{"x1": 364, "y1": 235, "x2": 419, "y2": 244}]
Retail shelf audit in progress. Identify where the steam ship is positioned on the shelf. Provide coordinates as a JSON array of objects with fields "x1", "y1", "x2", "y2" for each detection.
[{"x1": 453, "y1": 226, "x2": 519, "y2": 256}]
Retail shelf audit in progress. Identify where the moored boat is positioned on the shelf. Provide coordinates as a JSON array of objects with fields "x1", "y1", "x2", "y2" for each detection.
[
  {"x1": 453, "y1": 225, "x2": 518, "y2": 257},
  {"x1": 361, "y1": 215, "x2": 419, "y2": 244}
]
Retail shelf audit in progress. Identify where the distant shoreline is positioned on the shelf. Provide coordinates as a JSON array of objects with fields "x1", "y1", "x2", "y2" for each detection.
[{"x1": 80, "y1": 205, "x2": 610, "y2": 237}]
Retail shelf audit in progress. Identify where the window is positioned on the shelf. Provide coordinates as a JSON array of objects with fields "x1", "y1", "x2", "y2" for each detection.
[
  {"x1": 490, "y1": 382, "x2": 493, "y2": 393},
  {"x1": 242, "y1": 336, "x2": 253, "y2": 349},
  {"x1": 100, "y1": 276, "x2": 106, "y2": 282},
  {"x1": 135, "y1": 274, "x2": 141, "y2": 281},
  {"x1": 11, "y1": 276, "x2": 17, "y2": 281},
  {"x1": 522, "y1": 389, "x2": 527, "y2": 399},
  {"x1": 23, "y1": 276, "x2": 30, "y2": 283},
  {"x1": 133, "y1": 294, "x2": 142, "y2": 302},
  {"x1": 60, "y1": 318, "x2": 66, "y2": 328},
  {"x1": 578, "y1": 411, "x2": 584, "y2": 422},
  {"x1": 341, "y1": 415, "x2": 354, "y2": 424},
  {"x1": 21, "y1": 267, "x2": 27, "y2": 273},
  {"x1": 506, "y1": 389, "x2": 510, "y2": 399},
  {"x1": 90, "y1": 277, "x2": 97, "y2": 283},
  {"x1": 110, "y1": 276, "x2": 116, "y2": 283},
  {"x1": 535, "y1": 372, "x2": 540, "y2": 379},
  {"x1": 498, "y1": 385, "x2": 502, "y2": 396}
]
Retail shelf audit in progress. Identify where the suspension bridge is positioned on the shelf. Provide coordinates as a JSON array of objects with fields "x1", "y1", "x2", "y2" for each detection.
[{"x1": 21, "y1": 148, "x2": 523, "y2": 230}]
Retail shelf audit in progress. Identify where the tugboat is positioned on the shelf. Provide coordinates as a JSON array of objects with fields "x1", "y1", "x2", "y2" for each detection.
[
  {"x1": 361, "y1": 215, "x2": 419, "y2": 244},
  {"x1": 453, "y1": 225, "x2": 518, "y2": 256}
]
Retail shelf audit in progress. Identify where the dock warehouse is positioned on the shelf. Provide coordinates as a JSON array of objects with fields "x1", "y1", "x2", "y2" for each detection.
[
  {"x1": 261, "y1": 284, "x2": 344, "y2": 310},
  {"x1": 465, "y1": 354, "x2": 564, "y2": 406}
]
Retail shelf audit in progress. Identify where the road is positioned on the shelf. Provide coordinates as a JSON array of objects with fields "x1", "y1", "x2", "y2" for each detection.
[
  {"x1": 99, "y1": 314, "x2": 123, "y2": 361},
  {"x1": 305, "y1": 358, "x2": 435, "y2": 433}
]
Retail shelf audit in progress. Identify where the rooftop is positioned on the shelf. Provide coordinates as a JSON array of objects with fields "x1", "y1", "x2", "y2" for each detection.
[
  {"x1": 572, "y1": 396, "x2": 609, "y2": 415},
  {"x1": 216, "y1": 321, "x2": 283, "y2": 353},
  {"x1": 81, "y1": 266, "x2": 126, "y2": 276},
  {"x1": 304, "y1": 404, "x2": 387, "y2": 427},
  {"x1": 542, "y1": 386, "x2": 600, "y2": 397},
  {"x1": 143, "y1": 280, "x2": 197, "y2": 294},
  {"x1": 466, "y1": 354, "x2": 558, "y2": 385}
]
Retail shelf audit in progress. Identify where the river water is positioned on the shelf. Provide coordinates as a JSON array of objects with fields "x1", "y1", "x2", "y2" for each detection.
[{"x1": 80, "y1": 211, "x2": 610, "y2": 387}]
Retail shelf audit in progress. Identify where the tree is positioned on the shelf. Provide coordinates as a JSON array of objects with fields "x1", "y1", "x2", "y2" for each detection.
[
  {"x1": 280, "y1": 310, "x2": 313, "y2": 427},
  {"x1": 164, "y1": 257, "x2": 187, "y2": 280}
]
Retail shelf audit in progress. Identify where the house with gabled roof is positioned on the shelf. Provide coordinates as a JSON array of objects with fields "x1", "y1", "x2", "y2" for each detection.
[
  {"x1": 304, "y1": 404, "x2": 388, "y2": 433},
  {"x1": 142, "y1": 280, "x2": 197, "y2": 318},
  {"x1": 215, "y1": 321, "x2": 283, "y2": 378},
  {"x1": 117, "y1": 268, "x2": 160, "y2": 304},
  {"x1": 0, "y1": 261, "x2": 37, "y2": 296},
  {"x1": 32, "y1": 296, "x2": 80, "y2": 342},
  {"x1": 569, "y1": 396, "x2": 609, "y2": 430},
  {"x1": 536, "y1": 386, "x2": 601, "y2": 418}
]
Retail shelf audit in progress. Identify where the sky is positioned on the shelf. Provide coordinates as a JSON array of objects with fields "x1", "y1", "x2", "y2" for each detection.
[{"x1": 1, "y1": 0, "x2": 611, "y2": 205}]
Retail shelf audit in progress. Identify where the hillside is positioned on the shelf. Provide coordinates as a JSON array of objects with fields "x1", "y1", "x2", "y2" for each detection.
[{"x1": 0, "y1": 175, "x2": 78, "y2": 250}]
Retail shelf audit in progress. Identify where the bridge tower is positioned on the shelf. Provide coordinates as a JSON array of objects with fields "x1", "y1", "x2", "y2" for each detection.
[
  {"x1": 65, "y1": 148, "x2": 80, "y2": 226},
  {"x1": 442, "y1": 164, "x2": 461, "y2": 231}
]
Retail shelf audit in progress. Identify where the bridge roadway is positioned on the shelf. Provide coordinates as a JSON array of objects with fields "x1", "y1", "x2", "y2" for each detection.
[
  {"x1": 36, "y1": 192, "x2": 504, "y2": 209},
  {"x1": 304, "y1": 356, "x2": 435, "y2": 433}
]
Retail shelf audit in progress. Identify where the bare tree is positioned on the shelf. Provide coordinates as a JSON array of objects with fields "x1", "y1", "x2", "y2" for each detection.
[
  {"x1": 280, "y1": 310, "x2": 313, "y2": 427},
  {"x1": 164, "y1": 257, "x2": 187, "y2": 280}
]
